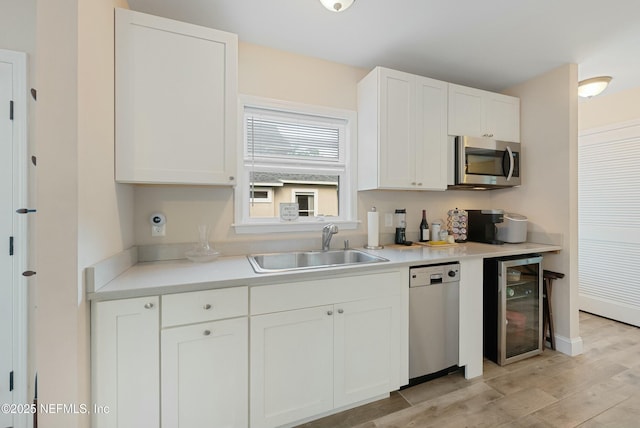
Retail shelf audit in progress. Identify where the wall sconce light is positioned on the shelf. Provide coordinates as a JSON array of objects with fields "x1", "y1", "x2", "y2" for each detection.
[
  {"x1": 578, "y1": 76, "x2": 612, "y2": 98},
  {"x1": 319, "y1": 0, "x2": 355, "y2": 12}
]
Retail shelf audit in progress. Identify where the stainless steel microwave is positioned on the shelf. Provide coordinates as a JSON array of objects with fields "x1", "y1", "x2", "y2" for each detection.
[{"x1": 448, "y1": 136, "x2": 521, "y2": 190}]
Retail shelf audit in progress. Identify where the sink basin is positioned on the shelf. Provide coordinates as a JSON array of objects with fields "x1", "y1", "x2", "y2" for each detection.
[{"x1": 247, "y1": 249, "x2": 389, "y2": 273}]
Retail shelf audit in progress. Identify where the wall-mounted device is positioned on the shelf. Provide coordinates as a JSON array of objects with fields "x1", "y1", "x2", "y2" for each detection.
[{"x1": 150, "y1": 212, "x2": 166, "y2": 237}]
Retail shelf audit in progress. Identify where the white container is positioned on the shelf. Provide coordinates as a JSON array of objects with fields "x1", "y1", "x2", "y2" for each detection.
[
  {"x1": 496, "y1": 213, "x2": 528, "y2": 243},
  {"x1": 430, "y1": 220, "x2": 442, "y2": 242}
]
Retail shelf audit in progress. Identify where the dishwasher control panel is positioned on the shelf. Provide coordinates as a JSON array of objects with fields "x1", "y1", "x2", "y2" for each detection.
[{"x1": 410, "y1": 263, "x2": 460, "y2": 287}]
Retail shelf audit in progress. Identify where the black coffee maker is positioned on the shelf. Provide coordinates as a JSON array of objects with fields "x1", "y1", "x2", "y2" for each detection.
[{"x1": 467, "y1": 209, "x2": 505, "y2": 245}]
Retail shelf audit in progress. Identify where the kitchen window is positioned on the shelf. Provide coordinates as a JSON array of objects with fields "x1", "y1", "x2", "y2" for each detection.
[{"x1": 234, "y1": 96, "x2": 358, "y2": 233}]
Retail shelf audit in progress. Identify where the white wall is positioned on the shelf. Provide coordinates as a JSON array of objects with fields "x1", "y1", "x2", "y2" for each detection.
[
  {"x1": 579, "y1": 86, "x2": 640, "y2": 131},
  {"x1": 35, "y1": 0, "x2": 132, "y2": 427},
  {"x1": 496, "y1": 64, "x2": 582, "y2": 354},
  {"x1": 35, "y1": 0, "x2": 82, "y2": 426}
]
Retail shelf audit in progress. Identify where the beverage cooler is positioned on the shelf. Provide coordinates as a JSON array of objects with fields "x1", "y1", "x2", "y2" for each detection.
[{"x1": 483, "y1": 254, "x2": 543, "y2": 365}]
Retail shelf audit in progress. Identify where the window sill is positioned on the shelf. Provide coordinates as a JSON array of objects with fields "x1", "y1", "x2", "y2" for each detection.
[{"x1": 233, "y1": 220, "x2": 360, "y2": 235}]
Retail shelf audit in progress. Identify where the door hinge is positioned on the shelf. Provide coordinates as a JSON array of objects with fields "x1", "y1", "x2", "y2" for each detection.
[
  {"x1": 9, "y1": 236, "x2": 13, "y2": 256},
  {"x1": 16, "y1": 208, "x2": 36, "y2": 214},
  {"x1": 9, "y1": 100, "x2": 13, "y2": 120},
  {"x1": 9, "y1": 371, "x2": 13, "y2": 391}
]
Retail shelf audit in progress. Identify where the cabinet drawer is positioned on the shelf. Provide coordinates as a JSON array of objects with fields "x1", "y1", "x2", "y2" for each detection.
[
  {"x1": 250, "y1": 270, "x2": 403, "y2": 315},
  {"x1": 162, "y1": 287, "x2": 248, "y2": 328}
]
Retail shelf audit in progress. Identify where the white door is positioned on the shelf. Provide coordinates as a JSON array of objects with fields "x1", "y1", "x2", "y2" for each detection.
[
  {"x1": 0, "y1": 59, "x2": 14, "y2": 428},
  {"x1": 334, "y1": 297, "x2": 401, "y2": 408},
  {"x1": 250, "y1": 306, "x2": 333, "y2": 428},
  {"x1": 161, "y1": 317, "x2": 248, "y2": 428},
  {"x1": 579, "y1": 121, "x2": 640, "y2": 326}
]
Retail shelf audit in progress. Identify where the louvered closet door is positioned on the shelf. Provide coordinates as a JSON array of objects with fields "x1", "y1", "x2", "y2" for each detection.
[{"x1": 578, "y1": 120, "x2": 640, "y2": 326}]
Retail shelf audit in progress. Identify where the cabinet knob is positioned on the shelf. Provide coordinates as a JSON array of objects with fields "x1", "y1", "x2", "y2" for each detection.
[
  {"x1": 229, "y1": 176, "x2": 235, "y2": 181},
  {"x1": 411, "y1": 182, "x2": 416, "y2": 186},
  {"x1": 327, "y1": 310, "x2": 333, "y2": 316},
  {"x1": 338, "y1": 308, "x2": 344, "y2": 314},
  {"x1": 417, "y1": 182, "x2": 423, "y2": 186},
  {"x1": 144, "y1": 302, "x2": 154, "y2": 309},
  {"x1": 203, "y1": 303, "x2": 212, "y2": 310},
  {"x1": 203, "y1": 329, "x2": 211, "y2": 336}
]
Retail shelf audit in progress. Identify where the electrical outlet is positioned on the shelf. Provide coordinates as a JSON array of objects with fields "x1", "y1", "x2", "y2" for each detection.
[
  {"x1": 152, "y1": 224, "x2": 166, "y2": 237},
  {"x1": 150, "y1": 212, "x2": 166, "y2": 237},
  {"x1": 385, "y1": 213, "x2": 393, "y2": 227}
]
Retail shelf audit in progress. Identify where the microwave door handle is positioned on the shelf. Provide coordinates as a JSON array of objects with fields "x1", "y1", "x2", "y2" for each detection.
[{"x1": 505, "y1": 146, "x2": 515, "y2": 181}]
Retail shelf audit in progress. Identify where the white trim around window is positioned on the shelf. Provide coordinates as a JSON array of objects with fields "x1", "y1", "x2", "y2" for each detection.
[{"x1": 233, "y1": 95, "x2": 359, "y2": 234}]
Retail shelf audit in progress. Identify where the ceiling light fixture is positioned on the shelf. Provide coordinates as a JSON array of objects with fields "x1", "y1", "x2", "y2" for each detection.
[
  {"x1": 578, "y1": 76, "x2": 612, "y2": 98},
  {"x1": 319, "y1": 0, "x2": 355, "y2": 12}
]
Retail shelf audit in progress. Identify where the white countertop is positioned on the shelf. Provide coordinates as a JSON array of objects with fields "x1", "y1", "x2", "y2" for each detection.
[{"x1": 88, "y1": 241, "x2": 561, "y2": 301}]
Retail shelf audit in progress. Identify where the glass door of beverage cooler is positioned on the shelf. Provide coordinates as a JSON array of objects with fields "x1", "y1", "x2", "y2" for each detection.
[{"x1": 498, "y1": 256, "x2": 543, "y2": 365}]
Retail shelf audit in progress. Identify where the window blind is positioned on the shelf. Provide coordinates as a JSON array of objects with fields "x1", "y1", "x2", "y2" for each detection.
[
  {"x1": 578, "y1": 121, "x2": 640, "y2": 326},
  {"x1": 245, "y1": 107, "x2": 343, "y2": 163}
]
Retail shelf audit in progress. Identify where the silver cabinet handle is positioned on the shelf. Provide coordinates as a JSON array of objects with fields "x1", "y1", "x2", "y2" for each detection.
[
  {"x1": 203, "y1": 304, "x2": 212, "y2": 310},
  {"x1": 338, "y1": 309, "x2": 344, "y2": 314},
  {"x1": 144, "y1": 303, "x2": 154, "y2": 309},
  {"x1": 327, "y1": 310, "x2": 333, "y2": 316}
]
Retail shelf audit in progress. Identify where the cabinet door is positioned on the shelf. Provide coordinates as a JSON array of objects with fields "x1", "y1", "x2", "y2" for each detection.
[
  {"x1": 161, "y1": 318, "x2": 248, "y2": 428},
  {"x1": 334, "y1": 296, "x2": 401, "y2": 408},
  {"x1": 415, "y1": 76, "x2": 448, "y2": 190},
  {"x1": 92, "y1": 297, "x2": 159, "y2": 428},
  {"x1": 378, "y1": 68, "x2": 416, "y2": 189},
  {"x1": 115, "y1": 8, "x2": 237, "y2": 185},
  {"x1": 250, "y1": 306, "x2": 333, "y2": 428},
  {"x1": 448, "y1": 84, "x2": 484, "y2": 138},
  {"x1": 485, "y1": 93, "x2": 520, "y2": 142}
]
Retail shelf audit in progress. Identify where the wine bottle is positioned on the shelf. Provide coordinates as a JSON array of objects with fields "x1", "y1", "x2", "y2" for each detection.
[{"x1": 419, "y1": 210, "x2": 429, "y2": 242}]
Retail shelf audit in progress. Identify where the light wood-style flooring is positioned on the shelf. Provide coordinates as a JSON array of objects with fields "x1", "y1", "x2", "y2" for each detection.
[{"x1": 298, "y1": 311, "x2": 640, "y2": 428}]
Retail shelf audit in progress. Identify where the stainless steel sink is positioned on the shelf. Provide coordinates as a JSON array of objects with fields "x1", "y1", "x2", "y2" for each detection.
[{"x1": 247, "y1": 249, "x2": 389, "y2": 273}]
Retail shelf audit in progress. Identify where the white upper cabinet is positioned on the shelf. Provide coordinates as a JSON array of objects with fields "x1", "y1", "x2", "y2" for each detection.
[
  {"x1": 115, "y1": 8, "x2": 238, "y2": 185},
  {"x1": 358, "y1": 67, "x2": 448, "y2": 191},
  {"x1": 448, "y1": 83, "x2": 520, "y2": 142}
]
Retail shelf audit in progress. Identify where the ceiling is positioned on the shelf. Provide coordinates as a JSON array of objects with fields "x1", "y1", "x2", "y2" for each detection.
[{"x1": 127, "y1": 0, "x2": 640, "y2": 96}]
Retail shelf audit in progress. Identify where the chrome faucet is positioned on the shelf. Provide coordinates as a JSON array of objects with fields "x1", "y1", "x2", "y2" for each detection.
[{"x1": 321, "y1": 224, "x2": 339, "y2": 251}]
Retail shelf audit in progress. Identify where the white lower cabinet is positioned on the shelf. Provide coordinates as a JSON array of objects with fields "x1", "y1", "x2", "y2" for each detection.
[
  {"x1": 92, "y1": 287, "x2": 249, "y2": 428},
  {"x1": 250, "y1": 306, "x2": 334, "y2": 428},
  {"x1": 162, "y1": 317, "x2": 248, "y2": 428},
  {"x1": 91, "y1": 296, "x2": 160, "y2": 428},
  {"x1": 249, "y1": 271, "x2": 403, "y2": 428},
  {"x1": 334, "y1": 297, "x2": 400, "y2": 408},
  {"x1": 92, "y1": 273, "x2": 406, "y2": 428}
]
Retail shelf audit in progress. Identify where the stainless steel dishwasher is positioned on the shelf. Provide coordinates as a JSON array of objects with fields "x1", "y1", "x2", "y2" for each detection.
[{"x1": 409, "y1": 263, "x2": 460, "y2": 383}]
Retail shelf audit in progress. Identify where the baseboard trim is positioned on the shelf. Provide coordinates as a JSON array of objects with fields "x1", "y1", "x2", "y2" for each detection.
[{"x1": 554, "y1": 333, "x2": 583, "y2": 356}]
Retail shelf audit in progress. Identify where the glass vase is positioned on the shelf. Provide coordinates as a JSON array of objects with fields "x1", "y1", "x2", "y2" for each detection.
[{"x1": 185, "y1": 224, "x2": 219, "y2": 263}]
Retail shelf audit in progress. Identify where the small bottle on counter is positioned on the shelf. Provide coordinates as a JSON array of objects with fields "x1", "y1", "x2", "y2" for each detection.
[{"x1": 419, "y1": 210, "x2": 429, "y2": 242}]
